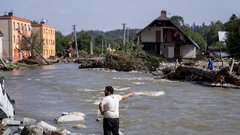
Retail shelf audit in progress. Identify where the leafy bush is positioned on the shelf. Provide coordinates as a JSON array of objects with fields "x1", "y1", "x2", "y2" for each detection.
[
  {"x1": 79, "y1": 50, "x2": 88, "y2": 57},
  {"x1": 103, "y1": 45, "x2": 159, "y2": 71}
]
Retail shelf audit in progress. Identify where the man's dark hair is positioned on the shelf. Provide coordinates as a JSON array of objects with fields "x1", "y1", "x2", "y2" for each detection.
[{"x1": 105, "y1": 86, "x2": 114, "y2": 94}]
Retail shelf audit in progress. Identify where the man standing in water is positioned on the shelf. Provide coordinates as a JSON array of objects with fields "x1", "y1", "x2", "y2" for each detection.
[{"x1": 99, "y1": 86, "x2": 132, "y2": 135}]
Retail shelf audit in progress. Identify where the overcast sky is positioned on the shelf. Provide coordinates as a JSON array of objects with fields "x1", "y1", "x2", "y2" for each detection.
[{"x1": 1, "y1": 0, "x2": 240, "y2": 35}]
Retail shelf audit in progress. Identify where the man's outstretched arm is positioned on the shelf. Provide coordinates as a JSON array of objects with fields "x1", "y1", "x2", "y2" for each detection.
[{"x1": 122, "y1": 92, "x2": 133, "y2": 100}]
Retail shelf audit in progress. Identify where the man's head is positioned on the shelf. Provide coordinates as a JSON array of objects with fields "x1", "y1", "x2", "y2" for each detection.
[{"x1": 105, "y1": 86, "x2": 114, "y2": 96}]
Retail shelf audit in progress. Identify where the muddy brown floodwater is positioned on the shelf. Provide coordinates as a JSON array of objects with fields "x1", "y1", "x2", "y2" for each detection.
[{"x1": 2, "y1": 64, "x2": 240, "y2": 135}]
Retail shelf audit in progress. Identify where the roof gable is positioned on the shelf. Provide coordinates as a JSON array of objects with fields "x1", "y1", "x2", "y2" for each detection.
[{"x1": 136, "y1": 10, "x2": 200, "y2": 49}]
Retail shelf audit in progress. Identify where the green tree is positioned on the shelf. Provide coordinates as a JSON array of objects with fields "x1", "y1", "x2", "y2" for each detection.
[
  {"x1": 187, "y1": 31, "x2": 205, "y2": 49},
  {"x1": 55, "y1": 31, "x2": 65, "y2": 52},
  {"x1": 170, "y1": 15, "x2": 191, "y2": 33},
  {"x1": 191, "y1": 22, "x2": 209, "y2": 37},
  {"x1": 77, "y1": 31, "x2": 91, "y2": 53},
  {"x1": 170, "y1": 16, "x2": 184, "y2": 27},
  {"x1": 205, "y1": 21, "x2": 224, "y2": 48},
  {"x1": 224, "y1": 14, "x2": 240, "y2": 57}
]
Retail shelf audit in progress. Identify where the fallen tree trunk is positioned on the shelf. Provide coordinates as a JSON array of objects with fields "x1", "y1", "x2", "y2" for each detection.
[
  {"x1": 217, "y1": 67, "x2": 240, "y2": 86},
  {"x1": 78, "y1": 59, "x2": 103, "y2": 69},
  {"x1": 78, "y1": 54, "x2": 148, "y2": 72},
  {"x1": 164, "y1": 66, "x2": 240, "y2": 86},
  {"x1": 175, "y1": 66, "x2": 216, "y2": 82}
]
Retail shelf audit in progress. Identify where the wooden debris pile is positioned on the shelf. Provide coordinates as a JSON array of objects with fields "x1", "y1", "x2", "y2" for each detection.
[
  {"x1": 78, "y1": 54, "x2": 148, "y2": 71},
  {"x1": 163, "y1": 65, "x2": 240, "y2": 86}
]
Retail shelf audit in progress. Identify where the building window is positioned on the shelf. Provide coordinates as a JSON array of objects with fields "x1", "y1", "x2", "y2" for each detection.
[
  {"x1": 17, "y1": 36, "x2": 20, "y2": 42},
  {"x1": 13, "y1": 22, "x2": 16, "y2": 30},
  {"x1": 24, "y1": 24, "x2": 27, "y2": 31},
  {"x1": 22, "y1": 24, "x2": 24, "y2": 31},
  {"x1": 17, "y1": 23, "x2": 20, "y2": 30}
]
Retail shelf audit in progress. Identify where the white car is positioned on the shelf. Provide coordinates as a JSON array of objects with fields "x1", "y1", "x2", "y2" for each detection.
[{"x1": 0, "y1": 77, "x2": 15, "y2": 119}]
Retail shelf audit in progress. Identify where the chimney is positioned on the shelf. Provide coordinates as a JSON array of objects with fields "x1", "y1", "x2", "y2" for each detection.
[
  {"x1": 8, "y1": 11, "x2": 13, "y2": 16},
  {"x1": 161, "y1": 10, "x2": 167, "y2": 17},
  {"x1": 40, "y1": 18, "x2": 46, "y2": 24}
]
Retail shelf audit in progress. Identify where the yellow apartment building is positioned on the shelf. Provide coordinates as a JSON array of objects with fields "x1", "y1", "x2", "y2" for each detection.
[
  {"x1": 31, "y1": 20, "x2": 56, "y2": 59},
  {"x1": 0, "y1": 31, "x2": 3, "y2": 58},
  {"x1": 0, "y1": 12, "x2": 31, "y2": 61}
]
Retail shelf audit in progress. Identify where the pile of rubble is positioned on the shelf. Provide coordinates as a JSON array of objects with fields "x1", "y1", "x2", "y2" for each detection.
[
  {"x1": 159, "y1": 59, "x2": 240, "y2": 87},
  {"x1": 1, "y1": 112, "x2": 86, "y2": 135}
]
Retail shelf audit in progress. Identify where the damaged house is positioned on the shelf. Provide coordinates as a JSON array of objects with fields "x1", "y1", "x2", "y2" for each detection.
[{"x1": 135, "y1": 10, "x2": 199, "y2": 59}]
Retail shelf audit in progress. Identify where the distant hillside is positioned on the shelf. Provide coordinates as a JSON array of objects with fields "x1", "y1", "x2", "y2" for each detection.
[
  {"x1": 76, "y1": 29, "x2": 140, "y2": 40},
  {"x1": 105, "y1": 29, "x2": 140, "y2": 41},
  {"x1": 65, "y1": 28, "x2": 141, "y2": 41},
  {"x1": 56, "y1": 28, "x2": 142, "y2": 53}
]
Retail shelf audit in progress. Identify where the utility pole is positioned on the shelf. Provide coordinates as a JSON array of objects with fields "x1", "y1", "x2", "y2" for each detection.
[
  {"x1": 105, "y1": 39, "x2": 107, "y2": 49},
  {"x1": 90, "y1": 35, "x2": 94, "y2": 55},
  {"x1": 127, "y1": 27, "x2": 129, "y2": 43},
  {"x1": 122, "y1": 23, "x2": 126, "y2": 47},
  {"x1": 73, "y1": 25, "x2": 78, "y2": 58},
  {"x1": 205, "y1": 36, "x2": 207, "y2": 51},
  {"x1": 101, "y1": 38, "x2": 104, "y2": 55}
]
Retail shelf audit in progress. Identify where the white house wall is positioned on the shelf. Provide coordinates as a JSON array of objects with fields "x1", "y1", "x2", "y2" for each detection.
[
  {"x1": 141, "y1": 27, "x2": 162, "y2": 42},
  {"x1": 0, "y1": 36, "x2": 2, "y2": 58},
  {"x1": 0, "y1": 20, "x2": 10, "y2": 59},
  {"x1": 180, "y1": 45, "x2": 196, "y2": 58},
  {"x1": 141, "y1": 29, "x2": 155, "y2": 42}
]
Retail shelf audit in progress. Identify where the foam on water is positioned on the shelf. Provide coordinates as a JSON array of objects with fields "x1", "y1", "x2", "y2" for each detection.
[
  {"x1": 132, "y1": 82, "x2": 145, "y2": 85},
  {"x1": 112, "y1": 77, "x2": 154, "y2": 81},
  {"x1": 77, "y1": 88, "x2": 100, "y2": 92},
  {"x1": 101, "y1": 69, "x2": 117, "y2": 72},
  {"x1": 94, "y1": 100, "x2": 101, "y2": 105},
  {"x1": 133, "y1": 91, "x2": 165, "y2": 96},
  {"x1": 84, "y1": 100, "x2": 92, "y2": 102},
  {"x1": 129, "y1": 70, "x2": 141, "y2": 73},
  {"x1": 114, "y1": 86, "x2": 130, "y2": 91},
  {"x1": 153, "y1": 79, "x2": 178, "y2": 83}
]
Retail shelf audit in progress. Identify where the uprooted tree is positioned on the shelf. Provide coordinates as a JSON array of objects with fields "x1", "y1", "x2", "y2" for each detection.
[
  {"x1": 78, "y1": 43, "x2": 160, "y2": 72},
  {"x1": 18, "y1": 30, "x2": 49, "y2": 65},
  {"x1": 163, "y1": 65, "x2": 240, "y2": 86}
]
